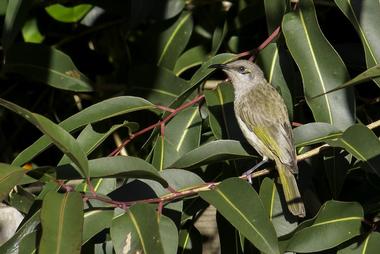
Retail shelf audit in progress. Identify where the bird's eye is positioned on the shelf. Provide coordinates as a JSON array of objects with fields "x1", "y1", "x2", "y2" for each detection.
[{"x1": 238, "y1": 66, "x2": 248, "y2": 74}]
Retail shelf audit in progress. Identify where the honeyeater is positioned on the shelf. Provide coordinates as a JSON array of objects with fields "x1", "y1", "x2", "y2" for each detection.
[{"x1": 210, "y1": 60, "x2": 305, "y2": 217}]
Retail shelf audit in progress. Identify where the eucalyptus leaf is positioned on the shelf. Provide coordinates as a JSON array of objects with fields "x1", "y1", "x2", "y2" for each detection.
[
  {"x1": 170, "y1": 140, "x2": 253, "y2": 169},
  {"x1": 0, "y1": 98, "x2": 89, "y2": 177},
  {"x1": 327, "y1": 124, "x2": 380, "y2": 177},
  {"x1": 39, "y1": 192, "x2": 84, "y2": 254},
  {"x1": 0, "y1": 163, "x2": 24, "y2": 201},
  {"x1": 284, "y1": 201, "x2": 363, "y2": 252},
  {"x1": 200, "y1": 178, "x2": 280, "y2": 254},
  {"x1": 3, "y1": 43, "x2": 93, "y2": 92},
  {"x1": 335, "y1": 0, "x2": 380, "y2": 86},
  {"x1": 111, "y1": 204, "x2": 164, "y2": 254},
  {"x1": 12, "y1": 96, "x2": 155, "y2": 167},
  {"x1": 282, "y1": 0, "x2": 355, "y2": 130}
]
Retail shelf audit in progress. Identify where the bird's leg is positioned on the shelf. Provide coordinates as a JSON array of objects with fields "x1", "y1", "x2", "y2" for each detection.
[{"x1": 243, "y1": 157, "x2": 269, "y2": 184}]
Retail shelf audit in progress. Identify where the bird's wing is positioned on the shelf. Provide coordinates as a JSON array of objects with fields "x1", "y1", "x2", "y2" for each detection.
[{"x1": 236, "y1": 85, "x2": 297, "y2": 172}]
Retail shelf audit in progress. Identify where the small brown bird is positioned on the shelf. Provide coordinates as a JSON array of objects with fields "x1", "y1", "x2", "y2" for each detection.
[{"x1": 210, "y1": 60, "x2": 305, "y2": 217}]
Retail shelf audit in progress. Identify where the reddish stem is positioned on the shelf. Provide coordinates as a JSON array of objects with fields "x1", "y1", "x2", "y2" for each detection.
[
  {"x1": 249, "y1": 26, "x2": 281, "y2": 61},
  {"x1": 109, "y1": 95, "x2": 205, "y2": 157}
]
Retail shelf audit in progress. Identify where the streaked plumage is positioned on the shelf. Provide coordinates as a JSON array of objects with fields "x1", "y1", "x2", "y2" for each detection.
[{"x1": 210, "y1": 60, "x2": 305, "y2": 217}]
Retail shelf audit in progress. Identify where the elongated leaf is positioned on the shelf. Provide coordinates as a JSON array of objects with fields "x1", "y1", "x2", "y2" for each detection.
[
  {"x1": 39, "y1": 191, "x2": 84, "y2": 254},
  {"x1": 170, "y1": 140, "x2": 253, "y2": 169},
  {"x1": 159, "y1": 215, "x2": 178, "y2": 254},
  {"x1": 83, "y1": 210, "x2": 113, "y2": 244},
  {"x1": 259, "y1": 178, "x2": 297, "y2": 237},
  {"x1": 200, "y1": 178, "x2": 280, "y2": 254},
  {"x1": 58, "y1": 122, "x2": 137, "y2": 165},
  {"x1": 293, "y1": 122, "x2": 342, "y2": 147},
  {"x1": 327, "y1": 124, "x2": 380, "y2": 177},
  {"x1": 264, "y1": 0, "x2": 289, "y2": 34},
  {"x1": 178, "y1": 226, "x2": 202, "y2": 253},
  {"x1": 111, "y1": 204, "x2": 164, "y2": 254},
  {"x1": 338, "y1": 232, "x2": 380, "y2": 254},
  {"x1": 211, "y1": 21, "x2": 228, "y2": 55},
  {"x1": 1, "y1": 0, "x2": 33, "y2": 51},
  {"x1": 282, "y1": 0, "x2": 355, "y2": 130},
  {"x1": 128, "y1": 64, "x2": 189, "y2": 105},
  {"x1": 335, "y1": 0, "x2": 380, "y2": 86},
  {"x1": 256, "y1": 43, "x2": 294, "y2": 119},
  {"x1": 152, "y1": 107, "x2": 202, "y2": 170},
  {"x1": 284, "y1": 201, "x2": 363, "y2": 252},
  {"x1": 3, "y1": 43, "x2": 92, "y2": 92},
  {"x1": 0, "y1": 163, "x2": 24, "y2": 201},
  {"x1": 174, "y1": 45, "x2": 208, "y2": 76},
  {"x1": 157, "y1": 11, "x2": 193, "y2": 70},
  {"x1": 136, "y1": 169, "x2": 204, "y2": 201},
  {"x1": 0, "y1": 98, "x2": 88, "y2": 177},
  {"x1": 45, "y1": 4, "x2": 92, "y2": 23},
  {"x1": 56, "y1": 156, "x2": 168, "y2": 187},
  {"x1": 204, "y1": 83, "x2": 239, "y2": 140},
  {"x1": 18, "y1": 232, "x2": 37, "y2": 254},
  {"x1": 0, "y1": 210, "x2": 40, "y2": 254},
  {"x1": 319, "y1": 64, "x2": 380, "y2": 96},
  {"x1": 12, "y1": 96, "x2": 155, "y2": 167}
]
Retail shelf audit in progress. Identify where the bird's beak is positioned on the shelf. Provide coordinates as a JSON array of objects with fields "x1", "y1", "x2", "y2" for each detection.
[{"x1": 209, "y1": 63, "x2": 228, "y2": 70}]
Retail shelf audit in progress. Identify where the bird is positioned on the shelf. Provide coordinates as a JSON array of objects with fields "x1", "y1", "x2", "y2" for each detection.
[{"x1": 210, "y1": 60, "x2": 305, "y2": 217}]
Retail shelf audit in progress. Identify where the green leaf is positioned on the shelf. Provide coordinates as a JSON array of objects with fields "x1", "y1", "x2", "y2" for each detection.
[
  {"x1": 327, "y1": 124, "x2": 380, "y2": 177},
  {"x1": 3, "y1": 43, "x2": 93, "y2": 92},
  {"x1": 22, "y1": 18, "x2": 45, "y2": 43},
  {"x1": 200, "y1": 178, "x2": 280, "y2": 254},
  {"x1": 0, "y1": 210, "x2": 40, "y2": 254},
  {"x1": 169, "y1": 140, "x2": 253, "y2": 169},
  {"x1": 45, "y1": 4, "x2": 92, "y2": 23},
  {"x1": 82, "y1": 209, "x2": 113, "y2": 244},
  {"x1": 319, "y1": 64, "x2": 380, "y2": 96},
  {"x1": 138, "y1": 169, "x2": 204, "y2": 199},
  {"x1": 174, "y1": 45, "x2": 208, "y2": 76},
  {"x1": 159, "y1": 215, "x2": 178, "y2": 254},
  {"x1": 259, "y1": 178, "x2": 297, "y2": 237},
  {"x1": 152, "y1": 107, "x2": 202, "y2": 170},
  {"x1": 128, "y1": 64, "x2": 189, "y2": 106},
  {"x1": 1, "y1": 0, "x2": 33, "y2": 51},
  {"x1": 256, "y1": 43, "x2": 294, "y2": 119},
  {"x1": 58, "y1": 122, "x2": 137, "y2": 165},
  {"x1": 111, "y1": 204, "x2": 164, "y2": 254},
  {"x1": 293, "y1": 122, "x2": 342, "y2": 147},
  {"x1": 211, "y1": 21, "x2": 228, "y2": 56},
  {"x1": 338, "y1": 232, "x2": 380, "y2": 254},
  {"x1": 0, "y1": 163, "x2": 24, "y2": 201},
  {"x1": 12, "y1": 96, "x2": 155, "y2": 167},
  {"x1": 284, "y1": 201, "x2": 363, "y2": 252},
  {"x1": 178, "y1": 226, "x2": 202, "y2": 253},
  {"x1": 157, "y1": 11, "x2": 193, "y2": 70},
  {"x1": 204, "y1": 83, "x2": 239, "y2": 140},
  {"x1": 335, "y1": 0, "x2": 380, "y2": 86},
  {"x1": 18, "y1": 232, "x2": 37, "y2": 254},
  {"x1": 264, "y1": 0, "x2": 289, "y2": 34},
  {"x1": 57, "y1": 156, "x2": 168, "y2": 187},
  {"x1": 282, "y1": 0, "x2": 355, "y2": 130},
  {"x1": 0, "y1": 98, "x2": 89, "y2": 177},
  {"x1": 39, "y1": 192, "x2": 84, "y2": 254}
]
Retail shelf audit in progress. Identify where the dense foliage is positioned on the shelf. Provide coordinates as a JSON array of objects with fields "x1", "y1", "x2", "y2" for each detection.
[{"x1": 0, "y1": 0, "x2": 380, "y2": 253}]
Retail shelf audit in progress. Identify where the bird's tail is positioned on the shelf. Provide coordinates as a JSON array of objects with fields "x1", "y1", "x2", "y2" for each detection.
[{"x1": 275, "y1": 159, "x2": 305, "y2": 217}]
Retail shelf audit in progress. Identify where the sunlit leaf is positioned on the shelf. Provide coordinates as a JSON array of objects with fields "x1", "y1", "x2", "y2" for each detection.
[
  {"x1": 200, "y1": 178, "x2": 280, "y2": 254},
  {"x1": 39, "y1": 192, "x2": 83, "y2": 254},
  {"x1": 282, "y1": 0, "x2": 355, "y2": 130}
]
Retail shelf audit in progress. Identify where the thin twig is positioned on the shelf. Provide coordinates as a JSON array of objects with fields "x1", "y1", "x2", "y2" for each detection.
[{"x1": 108, "y1": 95, "x2": 205, "y2": 157}]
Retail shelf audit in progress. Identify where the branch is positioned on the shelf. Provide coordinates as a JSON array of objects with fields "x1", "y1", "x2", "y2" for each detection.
[{"x1": 109, "y1": 95, "x2": 205, "y2": 157}]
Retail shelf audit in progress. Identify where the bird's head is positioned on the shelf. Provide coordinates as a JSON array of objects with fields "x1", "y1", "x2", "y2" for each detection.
[{"x1": 209, "y1": 60, "x2": 265, "y2": 92}]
